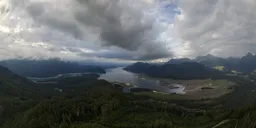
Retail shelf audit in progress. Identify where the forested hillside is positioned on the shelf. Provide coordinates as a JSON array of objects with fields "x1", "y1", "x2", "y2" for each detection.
[{"x1": 3, "y1": 84, "x2": 256, "y2": 128}]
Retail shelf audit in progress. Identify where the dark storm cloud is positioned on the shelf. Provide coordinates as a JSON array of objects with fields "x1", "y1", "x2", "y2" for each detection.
[
  {"x1": 75, "y1": 0, "x2": 154, "y2": 51},
  {"x1": 0, "y1": 0, "x2": 178, "y2": 61},
  {"x1": 23, "y1": 0, "x2": 172, "y2": 60},
  {"x1": 26, "y1": 2, "x2": 84, "y2": 39},
  {"x1": 78, "y1": 45, "x2": 171, "y2": 61}
]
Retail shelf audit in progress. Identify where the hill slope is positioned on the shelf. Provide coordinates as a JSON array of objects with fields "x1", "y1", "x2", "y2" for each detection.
[{"x1": 0, "y1": 65, "x2": 41, "y2": 124}]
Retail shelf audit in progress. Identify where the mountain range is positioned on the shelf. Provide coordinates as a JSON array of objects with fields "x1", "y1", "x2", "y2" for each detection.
[
  {"x1": 0, "y1": 54, "x2": 256, "y2": 127},
  {"x1": 124, "y1": 53, "x2": 256, "y2": 79},
  {"x1": 124, "y1": 62, "x2": 222, "y2": 79},
  {"x1": 167, "y1": 53, "x2": 256, "y2": 73},
  {"x1": 0, "y1": 53, "x2": 256, "y2": 79},
  {"x1": 0, "y1": 59, "x2": 106, "y2": 77}
]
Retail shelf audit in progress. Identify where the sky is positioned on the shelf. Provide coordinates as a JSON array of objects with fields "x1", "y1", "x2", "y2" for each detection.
[{"x1": 0, "y1": 0, "x2": 256, "y2": 62}]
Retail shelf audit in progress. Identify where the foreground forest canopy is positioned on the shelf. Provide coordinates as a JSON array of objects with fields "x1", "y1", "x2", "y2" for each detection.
[{"x1": 1, "y1": 63, "x2": 256, "y2": 128}]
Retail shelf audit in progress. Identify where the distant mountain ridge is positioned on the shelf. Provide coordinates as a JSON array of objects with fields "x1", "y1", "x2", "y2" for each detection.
[
  {"x1": 238, "y1": 53, "x2": 256, "y2": 73},
  {"x1": 124, "y1": 62, "x2": 222, "y2": 79},
  {"x1": 165, "y1": 53, "x2": 256, "y2": 73},
  {"x1": 124, "y1": 53, "x2": 256, "y2": 79},
  {"x1": 166, "y1": 58, "x2": 194, "y2": 64},
  {"x1": 0, "y1": 59, "x2": 106, "y2": 77}
]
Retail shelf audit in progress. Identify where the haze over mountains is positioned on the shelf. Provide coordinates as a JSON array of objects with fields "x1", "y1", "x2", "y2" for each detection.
[
  {"x1": 166, "y1": 53, "x2": 256, "y2": 73},
  {"x1": 0, "y1": 59, "x2": 106, "y2": 77},
  {"x1": 0, "y1": 52, "x2": 254, "y2": 78}
]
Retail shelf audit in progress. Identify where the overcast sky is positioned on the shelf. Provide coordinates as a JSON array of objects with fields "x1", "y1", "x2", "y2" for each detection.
[{"x1": 0, "y1": 0, "x2": 256, "y2": 62}]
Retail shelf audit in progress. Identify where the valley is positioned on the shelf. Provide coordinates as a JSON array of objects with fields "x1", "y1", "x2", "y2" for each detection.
[
  {"x1": 1, "y1": 55, "x2": 256, "y2": 128},
  {"x1": 28, "y1": 67, "x2": 233, "y2": 100}
]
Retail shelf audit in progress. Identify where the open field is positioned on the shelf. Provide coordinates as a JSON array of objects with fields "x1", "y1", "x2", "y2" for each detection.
[
  {"x1": 134, "y1": 79, "x2": 234, "y2": 100},
  {"x1": 181, "y1": 79, "x2": 233, "y2": 99},
  {"x1": 213, "y1": 66, "x2": 225, "y2": 71}
]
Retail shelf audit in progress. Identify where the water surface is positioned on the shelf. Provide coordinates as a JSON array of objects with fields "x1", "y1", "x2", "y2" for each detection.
[
  {"x1": 27, "y1": 68, "x2": 185, "y2": 94},
  {"x1": 100, "y1": 68, "x2": 185, "y2": 94}
]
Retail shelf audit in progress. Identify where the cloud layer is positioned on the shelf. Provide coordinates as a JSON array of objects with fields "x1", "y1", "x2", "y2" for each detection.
[
  {"x1": 0, "y1": 0, "x2": 178, "y2": 61},
  {"x1": 177, "y1": 0, "x2": 256, "y2": 58},
  {"x1": 3, "y1": 0, "x2": 255, "y2": 61}
]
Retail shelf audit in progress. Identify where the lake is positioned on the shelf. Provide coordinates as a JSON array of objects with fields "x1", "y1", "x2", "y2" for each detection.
[
  {"x1": 27, "y1": 67, "x2": 185, "y2": 94},
  {"x1": 100, "y1": 68, "x2": 185, "y2": 94}
]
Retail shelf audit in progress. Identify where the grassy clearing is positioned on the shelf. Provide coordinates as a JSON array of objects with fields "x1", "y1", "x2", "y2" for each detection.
[
  {"x1": 212, "y1": 79, "x2": 230, "y2": 86},
  {"x1": 232, "y1": 70, "x2": 238, "y2": 74},
  {"x1": 183, "y1": 79, "x2": 232, "y2": 99},
  {"x1": 134, "y1": 79, "x2": 232, "y2": 100},
  {"x1": 214, "y1": 66, "x2": 225, "y2": 71}
]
